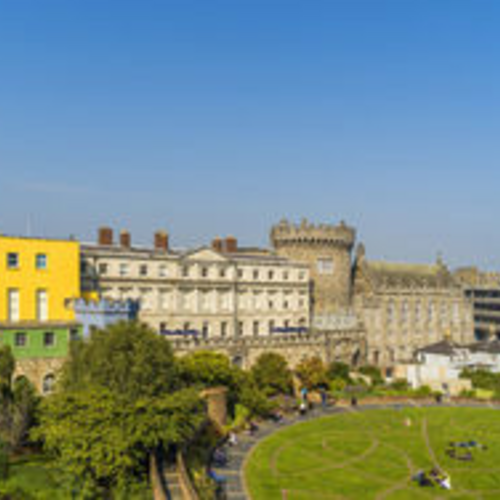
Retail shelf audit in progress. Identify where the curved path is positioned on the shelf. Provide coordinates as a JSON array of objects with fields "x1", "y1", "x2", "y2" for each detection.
[{"x1": 209, "y1": 400, "x2": 500, "y2": 500}]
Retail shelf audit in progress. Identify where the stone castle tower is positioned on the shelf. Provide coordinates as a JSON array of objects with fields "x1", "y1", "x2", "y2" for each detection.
[{"x1": 271, "y1": 219, "x2": 356, "y2": 315}]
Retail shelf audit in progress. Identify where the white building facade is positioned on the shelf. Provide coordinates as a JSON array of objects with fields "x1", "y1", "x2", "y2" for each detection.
[{"x1": 81, "y1": 230, "x2": 311, "y2": 339}]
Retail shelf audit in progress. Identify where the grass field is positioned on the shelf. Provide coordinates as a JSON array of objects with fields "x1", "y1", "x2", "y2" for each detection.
[{"x1": 245, "y1": 407, "x2": 500, "y2": 499}]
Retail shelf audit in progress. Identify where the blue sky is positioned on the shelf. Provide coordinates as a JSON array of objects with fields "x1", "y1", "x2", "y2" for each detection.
[{"x1": 1, "y1": 0, "x2": 500, "y2": 268}]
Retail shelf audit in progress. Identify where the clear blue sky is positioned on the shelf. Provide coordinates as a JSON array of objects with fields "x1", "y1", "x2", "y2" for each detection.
[{"x1": 1, "y1": 0, "x2": 500, "y2": 269}]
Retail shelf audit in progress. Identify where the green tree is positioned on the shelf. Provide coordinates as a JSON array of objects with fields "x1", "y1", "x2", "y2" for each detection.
[
  {"x1": 327, "y1": 362, "x2": 351, "y2": 382},
  {"x1": 358, "y1": 365, "x2": 384, "y2": 386},
  {"x1": 251, "y1": 352, "x2": 293, "y2": 396},
  {"x1": 178, "y1": 351, "x2": 238, "y2": 389},
  {"x1": 61, "y1": 320, "x2": 180, "y2": 398},
  {"x1": 34, "y1": 321, "x2": 206, "y2": 497},
  {"x1": 295, "y1": 357, "x2": 329, "y2": 390},
  {"x1": 34, "y1": 386, "x2": 204, "y2": 498},
  {"x1": 0, "y1": 347, "x2": 39, "y2": 453}
]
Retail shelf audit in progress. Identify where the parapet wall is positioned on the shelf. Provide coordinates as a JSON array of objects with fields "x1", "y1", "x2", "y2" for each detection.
[{"x1": 271, "y1": 219, "x2": 356, "y2": 250}]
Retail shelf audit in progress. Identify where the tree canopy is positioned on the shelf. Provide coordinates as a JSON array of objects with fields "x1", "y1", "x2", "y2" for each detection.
[
  {"x1": 251, "y1": 352, "x2": 293, "y2": 396},
  {"x1": 295, "y1": 356, "x2": 329, "y2": 391},
  {"x1": 34, "y1": 321, "x2": 206, "y2": 497}
]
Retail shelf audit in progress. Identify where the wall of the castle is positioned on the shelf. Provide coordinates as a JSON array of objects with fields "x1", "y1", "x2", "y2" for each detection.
[
  {"x1": 273, "y1": 243, "x2": 353, "y2": 314},
  {"x1": 355, "y1": 289, "x2": 475, "y2": 367},
  {"x1": 171, "y1": 330, "x2": 366, "y2": 369}
]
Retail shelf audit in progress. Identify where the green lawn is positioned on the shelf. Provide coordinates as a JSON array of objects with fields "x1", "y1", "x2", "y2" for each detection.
[
  {"x1": 245, "y1": 407, "x2": 500, "y2": 499},
  {"x1": 2, "y1": 454, "x2": 151, "y2": 499}
]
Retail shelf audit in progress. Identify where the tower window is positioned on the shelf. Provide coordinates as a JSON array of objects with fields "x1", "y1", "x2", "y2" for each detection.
[{"x1": 317, "y1": 258, "x2": 334, "y2": 275}]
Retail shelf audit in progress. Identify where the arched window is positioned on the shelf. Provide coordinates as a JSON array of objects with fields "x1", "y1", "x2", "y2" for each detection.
[{"x1": 42, "y1": 374, "x2": 55, "y2": 395}]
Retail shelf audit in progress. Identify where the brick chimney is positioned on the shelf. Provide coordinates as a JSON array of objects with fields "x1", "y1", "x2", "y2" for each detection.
[
  {"x1": 224, "y1": 236, "x2": 238, "y2": 253},
  {"x1": 212, "y1": 237, "x2": 223, "y2": 253},
  {"x1": 154, "y1": 231, "x2": 169, "y2": 252},
  {"x1": 120, "y1": 230, "x2": 131, "y2": 248},
  {"x1": 98, "y1": 227, "x2": 113, "y2": 246}
]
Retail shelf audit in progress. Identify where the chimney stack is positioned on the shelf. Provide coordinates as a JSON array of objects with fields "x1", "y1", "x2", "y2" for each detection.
[
  {"x1": 120, "y1": 230, "x2": 131, "y2": 248},
  {"x1": 154, "y1": 231, "x2": 169, "y2": 252},
  {"x1": 224, "y1": 236, "x2": 238, "y2": 253},
  {"x1": 212, "y1": 237, "x2": 223, "y2": 253},
  {"x1": 98, "y1": 227, "x2": 113, "y2": 246}
]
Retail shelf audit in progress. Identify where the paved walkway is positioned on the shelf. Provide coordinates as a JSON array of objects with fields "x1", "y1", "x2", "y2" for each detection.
[{"x1": 210, "y1": 400, "x2": 500, "y2": 500}]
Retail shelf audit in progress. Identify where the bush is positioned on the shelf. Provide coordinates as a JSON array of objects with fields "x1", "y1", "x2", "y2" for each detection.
[
  {"x1": 295, "y1": 357, "x2": 329, "y2": 390},
  {"x1": 251, "y1": 353, "x2": 293, "y2": 397},
  {"x1": 358, "y1": 365, "x2": 384, "y2": 386},
  {"x1": 413, "y1": 385, "x2": 433, "y2": 398},
  {"x1": 327, "y1": 362, "x2": 351, "y2": 382},
  {"x1": 0, "y1": 439, "x2": 7, "y2": 481},
  {"x1": 390, "y1": 379, "x2": 410, "y2": 392}
]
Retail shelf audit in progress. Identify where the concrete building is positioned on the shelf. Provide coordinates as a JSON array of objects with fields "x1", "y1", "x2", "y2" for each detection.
[
  {"x1": 81, "y1": 228, "x2": 311, "y2": 340},
  {"x1": 0, "y1": 235, "x2": 81, "y2": 393},
  {"x1": 455, "y1": 267, "x2": 500, "y2": 341},
  {"x1": 352, "y1": 245, "x2": 474, "y2": 369},
  {"x1": 394, "y1": 339, "x2": 473, "y2": 396}
]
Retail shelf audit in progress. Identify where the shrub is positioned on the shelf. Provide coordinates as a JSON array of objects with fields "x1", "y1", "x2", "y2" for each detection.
[
  {"x1": 358, "y1": 365, "x2": 384, "y2": 386},
  {"x1": 327, "y1": 362, "x2": 351, "y2": 382}
]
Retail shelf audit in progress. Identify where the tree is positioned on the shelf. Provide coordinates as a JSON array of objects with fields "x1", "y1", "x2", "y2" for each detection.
[
  {"x1": 34, "y1": 321, "x2": 206, "y2": 497},
  {"x1": 178, "y1": 351, "x2": 238, "y2": 390},
  {"x1": 61, "y1": 321, "x2": 180, "y2": 398},
  {"x1": 327, "y1": 361, "x2": 351, "y2": 382},
  {"x1": 34, "y1": 387, "x2": 204, "y2": 498},
  {"x1": 251, "y1": 353, "x2": 293, "y2": 396},
  {"x1": 295, "y1": 357, "x2": 329, "y2": 391},
  {"x1": 358, "y1": 365, "x2": 384, "y2": 386},
  {"x1": 0, "y1": 347, "x2": 39, "y2": 453}
]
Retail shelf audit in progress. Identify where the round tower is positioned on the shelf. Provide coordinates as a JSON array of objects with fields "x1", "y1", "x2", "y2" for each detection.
[{"x1": 271, "y1": 219, "x2": 356, "y2": 314}]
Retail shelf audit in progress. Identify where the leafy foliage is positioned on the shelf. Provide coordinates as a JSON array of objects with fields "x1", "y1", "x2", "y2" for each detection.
[
  {"x1": 358, "y1": 365, "x2": 384, "y2": 386},
  {"x1": 178, "y1": 351, "x2": 239, "y2": 390},
  {"x1": 0, "y1": 347, "x2": 39, "y2": 453},
  {"x1": 251, "y1": 353, "x2": 293, "y2": 396},
  {"x1": 33, "y1": 387, "x2": 204, "y2": 498},
  {"x1": 295, "y1": 357, "x2": 329, "y2": 390},
  {"x1": 61, "y1": 321, "x2": 180, "y2": 399},
  {"x1": 327, "y1": 362, "x2": 351, "y2": 382},
  {"x1": 34, "y1": 321, "x2": 205, "y2": 497}
]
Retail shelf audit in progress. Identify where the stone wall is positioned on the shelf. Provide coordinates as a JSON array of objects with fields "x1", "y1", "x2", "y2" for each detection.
[{"x1": 15, "y1": 357, "x2": 66, "y2": 394}]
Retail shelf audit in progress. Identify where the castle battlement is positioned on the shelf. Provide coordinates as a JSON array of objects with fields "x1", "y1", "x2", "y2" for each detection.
[{"x1": 271, "y1": 218, "x2": 356, "y2": 249}]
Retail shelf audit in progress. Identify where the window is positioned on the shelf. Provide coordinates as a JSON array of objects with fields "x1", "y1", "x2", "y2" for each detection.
[
  {"x1": 7, "y1": 253, "x2": 19, "y2": 269},
  {"x1": 139, "y1": 264, "x2": 148, "y2": 277},
  {"x1": 317, "y1": 258, "x2": 334, "y2": 275},
  {"x1": 268, "y1": 320, "x2": 275, "y2": 333},
  {"x1": 98, "y1": 263, "x2": 108, "y2": 275},
  {"x1": 80, "y1": 261, "x2": 88, "y2": 274},
  {"x1": 119, "y1": 263, "x2": 129, "y2": 277},
  {"x1": 299, "y1": 271, "x2": 306, "y2": 280},
  {"x1": 253, "y1": 321, "x2": 259, "y2": 336},
  {"x1": 159, "y1": 322, "x2": 167, "y2": 332},
  {"x1": 36, "y1": 253, "x2": 47, "y2": 270},
  {"x1": 219, "y1": 268, "x2": 226, "y2": 278},
  {"x1": 284, "y1": 300, "x2": 289, "y2": 309},
  {"x1": 42, "y1": 374, "x2": 55, "y2": 395},
  {"x1": 182, "y1": 266, "x2": 189, "y2": 278},
  {"x1": 284, "y1": 320, "x2": 290, "y2": 328},
  {"x1": 202, "y1": 322, "x2": 209, "y2": 337},
  {"x1": 253, "y1": 269, "x2": 259, "y2": 280},
  {"x1": 221, "y1": 321, "x2": 228, "y2": 337},
  {"x1": 7, "y1": 289, "x2": 20, "y2": 322},
  {"x1": 268, "y1": 270, "x2": 274, "y2": 280},
  {"x1": 201, "y1": 267, "x2": 208, "y2": 278},
  {"x1": 44, "y1": 331, "x2": 55, "y2": 347},
  {"x1": 238, "y1": 269, "x2": 244, "y2": 279},
  {"x1": 159, "y1": 265, "x2": 167, "y2": 278},
  {"x1": 36, "y1": 290, "x2": 48, "y2": 321},
  {"x1": 283, "y1": 271, "x2": 289, "y2": 280},
  {"x1": 183, "y1": 322, "x2": 191, "y2": 331},
  {"x1": 70, "y1": 328, "x2": 80, "y2": 341},
  {"x1": 238, "y1": 321, "x2": 244, "y2": 336},
  {"x1": 15, "y1": 332, "x2": 27, "y2": 347}
]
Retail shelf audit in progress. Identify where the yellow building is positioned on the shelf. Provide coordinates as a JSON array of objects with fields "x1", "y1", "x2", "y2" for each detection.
[{"x1": 0, "y1": 235, "x2": 81, "y2": 393}]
